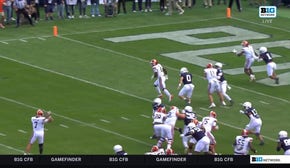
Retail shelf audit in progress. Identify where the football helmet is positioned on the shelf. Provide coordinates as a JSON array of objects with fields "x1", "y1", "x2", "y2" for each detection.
[
  {"x1": 184, "y1": 106, "x2": 193, "y2": 113},
  {"x1": 278, "y1": 130, "x2": 288, "y2": 138},
  {"x1": 113, "y1": 145, "x2": 123, "y2": 153},
  {"x1": 37, "y1": 109, "x2": 44, "y2": 116},
  {"x1": 209, "y1": 111, "x2": 217, "y2": 118},
  {"x1": 151, "y1": 145, "x2": 159, "y2": 152},
  {"x1": 180, "y1": 67, "x2": 188, "y2": 74},
  {"x1": 243, "y1": 101, "x2": 252, "y2": 109},
  {"x1": 150, "y1": 59, "x2": 158, "y2": 66},
  {"x1": 153, "y1": 98, "x2": 162, "y2": 106},
  {"x1": 166, "y1": 148, "x2": 174, "y2": 155},
  {"x1": 206, "y1": 63, "x2": 213, "y2": 68},
  {"x1": 241, "y1": 40, "x2": 249, "y2": 47},
  {"x1": 215, "y1": 62, "x2": 223, "y2": 68},
  {"x1": 259, "y1": 47, "x2": 267, "y2": 54},
  {"x1": 241, "y1": 129, "x2": 249, "y2": 137}
]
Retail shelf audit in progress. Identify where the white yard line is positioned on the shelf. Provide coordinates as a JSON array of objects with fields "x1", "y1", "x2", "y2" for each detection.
[{"x1": 0, "y1": 143, "x2": 24, "y2": 153}]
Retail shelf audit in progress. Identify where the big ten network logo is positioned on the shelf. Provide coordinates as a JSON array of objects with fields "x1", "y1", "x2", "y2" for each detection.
[
  {"x1": 259, "y1": 6, "x2": 277, "y2": 19},
  {"x1": 251, "y1": 157, "x2": 263, "y2": 162}
]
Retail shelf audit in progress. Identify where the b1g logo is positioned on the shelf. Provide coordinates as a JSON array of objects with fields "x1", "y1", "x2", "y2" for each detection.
[{"x1": 259, "y1": 6, "x2": 277, "y2": 18}]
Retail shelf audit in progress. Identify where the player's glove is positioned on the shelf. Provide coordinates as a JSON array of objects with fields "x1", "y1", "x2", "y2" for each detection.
[{"x1": 239, "y1": 110, "x2": 245, "y2": 114}]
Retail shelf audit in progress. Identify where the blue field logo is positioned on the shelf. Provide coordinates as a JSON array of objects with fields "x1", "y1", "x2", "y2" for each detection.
[{"x1": 259, "y1": 6, "x2": 277, "y2": 18}]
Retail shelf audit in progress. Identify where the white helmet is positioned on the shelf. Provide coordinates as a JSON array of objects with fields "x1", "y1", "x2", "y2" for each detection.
[
  {"x1": 180, "y1": 67, "x2": 188, "y2": 74},
  {"x1": 215, "y1": 62, "x2": 223, "y2": 68},
  {"x1": 113, "y1": 145, "x2": 123, "y2": 153},
  {"x1": 184, "y1": 106, "x2": 193, "y2": 113},
  {"x1": 278, "y1": 130, "x2": 288, "y2": 138},
  {"x1": 153, "y1": 98, "x2": 162, "y2": 106},
  {"x1": 243, "y1": 102, "x2": 252, "y2": 109},
  {"x1": 259, "y1": 47, "x2": 267, "y2": 54}
]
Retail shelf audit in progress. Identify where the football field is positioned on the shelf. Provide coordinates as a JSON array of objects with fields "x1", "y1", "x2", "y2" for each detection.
[{"x1": 0, "y1": 2, "x2": 290, "y2": 155}]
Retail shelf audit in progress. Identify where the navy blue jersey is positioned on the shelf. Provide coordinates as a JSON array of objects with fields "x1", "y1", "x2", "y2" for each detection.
[
  {"x1": 244, "y1": 107, "x2": 260, "y2": 119},
  {"x1": 278, "y1": 137, "x2": 290, "y2": 152},
  {"x1": 191, "y1": 126, "x2": 206, "y2": 141},
  {"x1": 259, "y1": 51, "x2": 273, "y2": 64},
  {"x1": 216, "y1": 68, "x2": 226, "y2": 82},
  {"x1": 183, "y1": 111, "x2": 197, "y2": 126},
  {"x1": 180, "y1": 72, "x2": 193, "y2": 85},
  {"x1": 116, "y1": 151, "x2": 128, "y2": 155}
]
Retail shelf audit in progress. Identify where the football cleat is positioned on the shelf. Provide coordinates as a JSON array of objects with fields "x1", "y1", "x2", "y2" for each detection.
[
  {"x1": 229, "y1": 100, "x2": 234, "y2": 106},
  {"x1": 178, "y1": 128, "x2": 183, "y2": 134},
  {"x1": 250, "y1": 74, "x2": 256, "y2": 81},
  {"x1": 209, "y1": 103, "x2": 216, "y2": 108},
  {"x1": 275, "y1": 77, "x2": 279, "y2": 84},
  {"x1": 221, "y1": 101, "x2": 226, "y2": 106}
]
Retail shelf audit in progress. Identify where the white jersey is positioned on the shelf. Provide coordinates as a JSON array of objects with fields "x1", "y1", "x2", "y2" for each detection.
[
  {"x1": 164, "y1": 106, "x2": 178, "y2": 127},
  {"x1": 234, "y1": 135, "x2": 253, "y2": 155},
  {"x1": 29, "y1": 116, "x2": 49, "y2": 144},
  {"x1": 201, "y1": 116, "x2": 217, "y2": 132},
  {"x1": 152, "y1": 111, "x2": 167, "y2": 125},
  {"x1": 31, "y1": 116, "x2": 48, "y2": 132},
  {"x1": 242, "y1": 45, "x2": 257, "y2": 60},
  {"x1": 204, "y1": 67, "x2": 218, "y2": 82},
  {"x1": 152, "y1": 63, "x2": 166, "y2": 78}
]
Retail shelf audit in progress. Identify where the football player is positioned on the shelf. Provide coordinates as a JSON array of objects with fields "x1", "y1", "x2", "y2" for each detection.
[
  {"x1": 276, "y1": 130, "x2": 290, "y2": 155},
  {"x1": 233, "y1": 129, "x2": 257, "y2": 155},
  {"x1": 240, "y1": 101, "x2": 264, "y2": 145},
  {"x1": 164, "y1": 106, "x2": 185, "y2": 150},
  {"x1": 150, "y1": 97, "x2": 166, "y2": 139},
  {"x1": 258, "y1": 47, "x2": 279, "y2": 84},
  {"x1": 24, "y1": 109, "x2": 53, "y2": 155},
  {"x1": 204, "y1": 63, "x2": 226, "y2": 108},
  {"x1": 177, "y1": 67, "x2": 195, "y2": 105},
  {"x1": 180, "y1": 106, "x2": 197, "y2": 154},
  {"x1": 150, "y1": 59, "x2": 173, "y2": 102},
  {"x1": 145, "y1": 145, "x2": 165, "y2": 155},
  {"x1": 201, "y1": 111, "x2": 219, "y2": 154},
  {"x1": 234, "y1": 40, "x2": 258, "y2": 82},
  {"x1": 113, "y1": 144, "x2": 128, "y2": 155},
  {"x1": 214, "y1": 62, "x2": 234, "y2": 106},
  {"x1": 185, "y1": 119, "x2": 211, "y2": 155}
]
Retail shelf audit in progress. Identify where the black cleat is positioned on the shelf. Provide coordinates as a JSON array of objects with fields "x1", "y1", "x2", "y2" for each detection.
[
  {"x1": 275, "y1": 78, "x2": 279, "y2": 84},
  {"x1": 230, "y1": 100, "x2": 234, "y2": 106},
  {"x1": 178, "y1": 128, "x2": 183, "y2": 134}
]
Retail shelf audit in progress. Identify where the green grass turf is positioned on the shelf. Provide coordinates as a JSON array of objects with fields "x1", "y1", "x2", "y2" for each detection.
[{"x1": 0, "y1": 1, "x2": 289, "y2": 155}]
